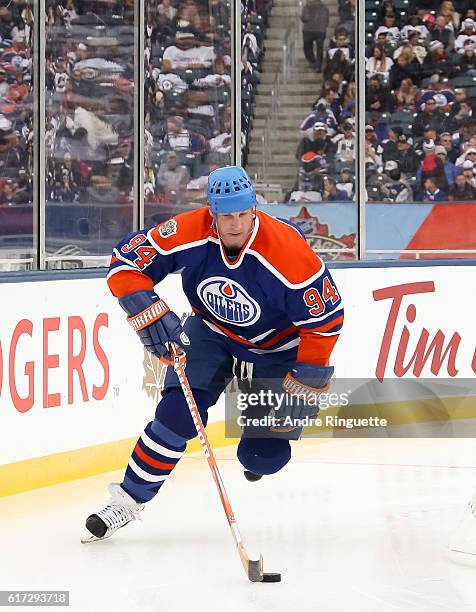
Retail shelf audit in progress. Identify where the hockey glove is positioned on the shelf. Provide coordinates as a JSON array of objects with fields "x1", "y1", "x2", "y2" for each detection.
[
  {"x1": 119, "y1": 290, "x2": 189, "y2": 360},
  {"x1": 271, "y1": 363, "x2": 334, "y2": 432}
]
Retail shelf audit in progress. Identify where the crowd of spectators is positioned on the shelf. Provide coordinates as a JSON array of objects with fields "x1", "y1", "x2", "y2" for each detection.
[
  {"x1": 143, "y1": 0, "x2": 271, "y2": 219},
  {"x1": 40, "y1": 0, "x2": 273, "y2": 225},
  {"x1": 363, "y1": 0, "x2": 476, "y2": 203},
  {"x1": 44, "y1": 0, "x2": 135, "y2": 218},
  {"x1": 0, "y1": 0, "x2": 34, "y2": 207},
  {"x1": 287, "y1": 0, "x2": 356, "y2": 203},
  {"x1": 288, "y1": 0, "x2": 476, "y2": 204}
]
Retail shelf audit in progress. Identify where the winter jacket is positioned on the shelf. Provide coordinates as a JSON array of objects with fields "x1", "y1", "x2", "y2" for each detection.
[{"x1": 301, "y1": 0, "x2": 329, "y2": 33}]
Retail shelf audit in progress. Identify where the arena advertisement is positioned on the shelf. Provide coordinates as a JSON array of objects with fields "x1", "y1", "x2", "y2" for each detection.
[
  {"x1": 259, "y1": 203, "x2": 476, "y2": 259},
  {"x1": 0, "y1": 264, "x2": 475, "y2": 476}
]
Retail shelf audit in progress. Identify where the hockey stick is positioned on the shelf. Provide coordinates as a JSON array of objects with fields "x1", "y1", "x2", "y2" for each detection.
[{"x1": 166, "y1": 343, "x2": 278, "y2": 583}]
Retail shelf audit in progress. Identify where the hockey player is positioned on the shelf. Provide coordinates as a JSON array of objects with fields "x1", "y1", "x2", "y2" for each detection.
[{"x1": 82, "y1": 166, "x2": 343, "y2": 542}]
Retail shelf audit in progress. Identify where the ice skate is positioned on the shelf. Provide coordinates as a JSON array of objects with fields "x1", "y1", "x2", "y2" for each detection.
[{"x1": 81, "y1": 483, "x2": 145, "y2": 543}]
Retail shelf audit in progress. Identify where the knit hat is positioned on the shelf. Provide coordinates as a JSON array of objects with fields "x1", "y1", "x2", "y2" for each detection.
[{"x1": 428, "y1": 40, "x2": 444, "y2": 52}]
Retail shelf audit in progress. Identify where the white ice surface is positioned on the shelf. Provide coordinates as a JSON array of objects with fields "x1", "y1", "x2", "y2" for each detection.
[{"x1": 1, "y1": 438, "x2": 476, "y2": 612}]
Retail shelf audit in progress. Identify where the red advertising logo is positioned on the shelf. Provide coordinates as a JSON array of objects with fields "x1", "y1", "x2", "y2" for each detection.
[
  {"x1": 373, "y1": 282, "x2": 474, "y2": 379},
  {"x1": 0, "y1": 314, "x2": 110, "y2": 412}
]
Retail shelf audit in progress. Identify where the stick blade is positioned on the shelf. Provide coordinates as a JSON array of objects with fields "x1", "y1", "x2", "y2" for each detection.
[{"x1": 247, "y1": 555, "x2": 264, "y2": 582}]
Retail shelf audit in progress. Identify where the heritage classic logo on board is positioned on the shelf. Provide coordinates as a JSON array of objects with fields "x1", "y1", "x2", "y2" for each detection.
[{"x1": 197, "y1": 277, "x2": 261, "y2": 326}]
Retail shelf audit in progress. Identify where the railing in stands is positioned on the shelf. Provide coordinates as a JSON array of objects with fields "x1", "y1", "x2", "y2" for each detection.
[{"x1": 258, "y1": 1, "x2": 302, "y2": 183}]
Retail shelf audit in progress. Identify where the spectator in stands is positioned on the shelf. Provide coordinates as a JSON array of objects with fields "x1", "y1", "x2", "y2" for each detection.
[
  {"x1": 56, "y1": 171, "x2": 79, "y2": 203},
  {"x1": 315, "y1": 87, "x2": 342, "y2": 121},
  {"x1": 417, "y1": 146, "x2": 450, "y2": 192},
  {"x1": 454, "y1": 45, "x2": 476, "y2": 73},
  {"x1": 394, "y1": 32, "x2": 428, "y2": 67},
  {"x1": 373, "y1": 29, "x2": 394, "y2": 57},
  {"x1": 364, "y1": 125, "x2": 383, "y2": 171},
  {"x1": 336, "y1": 167, "x2": 354, "y2": 198},
  {"x1": 395, "y1": 133, "x2": 421, "y2": 176},
  {"x1": 438, "y1": 132, "x2": 458, "y2": 163},
  {"x1": 463, "y1": 158, "x2": 476, "y2": 187},
  {"x1": 417, "y1": 176, "x2": 448, "y2": 201},
  {"x1": 324, "y1": 49, "x2": 353, "y2": 81},
  {"x1": 340, "y1": 80, "x2": 356, "y2": 117},
  {"x1": 333, "y1": 121, "x2": 355, "y2": 163},
  {"x1": 419, "y1": 137, "x2": 436, "y2": 159},
  {"x1": 400, "y1": 14, "x2": 430, "y2": 42},
  {"x1": 300, "y1": 102, "x2": 338, "y2": 137},
  {"x1": 455, "y1": 18, "x2": 476, "y2": 53},
  {"x1": 382, "y1": 125, "x2": 403, "y2": 162},
  {"x1": 327, "y1": 28, "x2": 354, "y2": 63},
  {"x1": 413, "y1": 96, "x2": 449, "y2": 137},
  {"x1": 375, "y1": 14, "x2": 400, "y2": 46},
  {"x1": 422, "y1": 41, "x2": 451, "y2": 78},
  {"x1": 301, "y1": 0, "x2": 329, "y2": 72},
  {"x1": 448, "y1": 171, "x2": 476, "y2": 199},
  {"x1": 392, "y1": 77, "x2": 418, "y2": 112},
  {"x1": 440, "y1": 1, "x2": 461, "y2": 32},
  {"x1": 366, "y1": 45, "x2": 393, "y2": 79},
  {"x1": 431, "y1": 14, "x2": 455, "y2": 51},
  {"x1": 296, "y1": 123, "x2": 335, "y2": 161},
  {"x1": 163, "y1": 32, "x2": 215, "y2": 70},
  {"x1": 156, "y1": 150, "x2": 190, "y2": 204},
  {"x1": 322, "y1": 176, "x2": 349, "y2": 201},
  {"x1": 381, "y1": 160, "x2": 413, "y2": 203},
  {"x1": 418, "y1": 74, "x2": 456, "y2": 109},
  {"x1": 366, "y1": 74, "x2": 392, "y2": 113},
  {"x1": 389, "y1": 52, "x2": 418, "y2": 90}
]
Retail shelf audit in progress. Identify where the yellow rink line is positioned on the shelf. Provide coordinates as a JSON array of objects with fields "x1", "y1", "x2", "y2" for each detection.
[
  {"x1": 1, "y1": 395, "x2": 475, "y2": 498},
  {"x1": 0, "y1": 421, "x2": 238, "y2": 498}
]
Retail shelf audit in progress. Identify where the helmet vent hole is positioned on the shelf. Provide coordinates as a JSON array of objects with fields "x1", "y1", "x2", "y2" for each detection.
[
  {"x1": 234, "y1": 186, "x2": 240, "y2": 191},
  {"x1": 224, "y1": 188, "x2": 231, "y2": 193}
]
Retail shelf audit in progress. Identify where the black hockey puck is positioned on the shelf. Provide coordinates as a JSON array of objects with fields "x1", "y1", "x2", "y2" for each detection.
[
  {"x1": 244, "y1": 470, "x2": 263, "y2": 482},
  {"x1": 261, "y1": 573, "x2": 281, "y2": 583}
]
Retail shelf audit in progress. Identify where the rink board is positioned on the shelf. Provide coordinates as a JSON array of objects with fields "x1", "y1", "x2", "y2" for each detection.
[{"x1": 0, "y1": 262, "x2": 475, "y2": 495}]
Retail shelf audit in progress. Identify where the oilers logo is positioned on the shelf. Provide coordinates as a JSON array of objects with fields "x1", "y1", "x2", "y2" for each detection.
[{"x1": 197, "y1": 277, "x2": 261, "y2": 326}]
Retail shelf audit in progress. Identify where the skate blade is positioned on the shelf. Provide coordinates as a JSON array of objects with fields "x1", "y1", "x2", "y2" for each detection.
[{"x1": 81, "y1": 530, "x2": 113, "y2": 544}]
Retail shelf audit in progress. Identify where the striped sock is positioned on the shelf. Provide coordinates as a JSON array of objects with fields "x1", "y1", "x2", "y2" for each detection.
[{"x1": 122, "y1": 421, "x2": 185, "y2": 503}]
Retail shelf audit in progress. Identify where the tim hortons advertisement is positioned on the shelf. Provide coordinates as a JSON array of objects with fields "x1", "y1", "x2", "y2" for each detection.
[{"x1": 0, "y1": 265, "x2": 474, "y2": 464}]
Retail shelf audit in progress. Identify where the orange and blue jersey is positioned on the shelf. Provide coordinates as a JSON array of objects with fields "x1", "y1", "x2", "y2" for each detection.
[{"x1": 107, "y1": 207, "x2": 343, "y2": 366}]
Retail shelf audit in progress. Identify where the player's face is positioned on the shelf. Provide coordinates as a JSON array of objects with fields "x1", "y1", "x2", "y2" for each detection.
[{"x1": 215, "y1": 209, "x2": 254, "y2": 250}]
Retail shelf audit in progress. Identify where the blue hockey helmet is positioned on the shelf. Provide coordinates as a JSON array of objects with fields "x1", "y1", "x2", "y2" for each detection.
[{"x1": 208, "y1": 165, "x2": 257, "y2": 214}]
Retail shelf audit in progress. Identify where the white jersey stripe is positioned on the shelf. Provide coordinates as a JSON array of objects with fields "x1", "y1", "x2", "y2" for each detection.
[
  {"x1": 293, "y1": 307, "x2": 344, "y2": 327},
  {"x1": 310, "y1": 330, "x2": 341, "y2": 337},
  {"x1": 247, "y1": 248, "x2": 325, "y2": 289},
  {"x1": 106, "y1": 264, "x2": 138, "y2": 280},
  {"x1": 128, "y1": 458, "x2": 167, "y2": 482},
  {"x1": 141, "y1": 431, "x2": 183, "y2": 459},
  {"x1": 202, "y1": 319, "x2": 228, "y2": 336},
  {"x1": 249, "y1": 328, "x2": 277, "y2": 342},
  {"x1": 248, "y1": 338, "x2": 300, "y2": 354},
  {"x1": 113, "y1": 248, "x2": 141, "y2": 270}
]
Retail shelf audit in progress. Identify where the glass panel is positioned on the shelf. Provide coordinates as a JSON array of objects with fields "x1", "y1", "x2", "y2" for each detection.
[
  {"x1": 364, "y1": 0, "x2": 476, "y2": 259},
  {"x1": 0, "y1": 0, "x2": 36, "y2": 271},
  {"x1": 143, "y1": 0, "x2": 232, "y2": 228},
  {"x1": 44, "y1": 0, "x2": 135, "y2": 270},
  {"x1": 243, "y1": 0, "x2": 357, "y2": 261}
]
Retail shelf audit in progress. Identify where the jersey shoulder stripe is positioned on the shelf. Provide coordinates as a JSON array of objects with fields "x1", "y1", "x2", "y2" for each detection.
[
  {"x1": 149, "y1": 207, "x2": 213, "y2": 254},
  {"x1": 250, "y1": 211, "x2": 324, "y2": 287}
]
